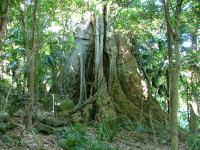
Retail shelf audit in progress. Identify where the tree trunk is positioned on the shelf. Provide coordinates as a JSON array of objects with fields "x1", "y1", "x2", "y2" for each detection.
[
  {"x1": 170, "y1": 1, "x2": 182, "y2": 149},
  {"x1": 25, "y1": 0, "x2": 38, "y2": 130},
  {"x1": 164, "y1": 0, "x2": 173, "y2": 120},
  {"x1": 189, "y1": 35, "x2": 198, "y2": 136},
  {"x1": 57, "y1": 3, "x2": 165, "y2": 128},
  {"x1": 164, "y1": 0, "x2": 183, "y2": 149},
  {"x1": 0, "y1": 0, "x2": 10, "y2": 40},
  {"x1": 19, "y1": 0, "x2": 29, "y2": 95}
]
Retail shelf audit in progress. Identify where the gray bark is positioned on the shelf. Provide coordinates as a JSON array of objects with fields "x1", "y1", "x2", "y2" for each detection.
[
  {"x1": 94, "y1": 1, "x2": 105, "y2": 90},
  {"x1": 57, "y1": 13, "x2": 94, "y2": 104}
]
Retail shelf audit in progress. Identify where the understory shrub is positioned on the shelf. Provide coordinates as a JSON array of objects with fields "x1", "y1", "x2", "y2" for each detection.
[
  {"x1": 187, "y1": 134, "x2": 200, "y2": 150},
  {"x1": 57, "y1": 123, "x2": 118, "y2": 150}
]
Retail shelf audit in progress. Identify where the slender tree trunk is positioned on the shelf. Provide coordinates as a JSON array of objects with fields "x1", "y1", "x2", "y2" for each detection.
[
  {"x1": 163, "y1": 0, "x2": 173, "y2": 143},
  {"x1": 19, "y1": 0, "x2": 29, "y2": 95},
  {"x1": 189, "y1": 35, "x2": 198, "y2": 136},
  {"x1": 25, "y1": 0, "x2": 38, "y2": 130},
  {"x1": 170, "y1": 0, "x2": 182, "y2": 149},
  {"x1": 164, "y1": 0, "x2": 173, "y2": 121},
  {"x1": 189, "y1": 68, "x2": 198, "y2": 135},
  {"x1": 186, "y1": 86, "x2": 190, "y2": 123},
  {"x1": 0, "y1": 0, "x2": 10, "y2": 40},
  {"x1": 164, "y1": 0, "x2": 183, "y2": 149}
]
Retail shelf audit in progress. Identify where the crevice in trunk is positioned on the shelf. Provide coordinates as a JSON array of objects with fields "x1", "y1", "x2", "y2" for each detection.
[{"x1": 102, "y1": 4, "x2": 110, "y2": 85}]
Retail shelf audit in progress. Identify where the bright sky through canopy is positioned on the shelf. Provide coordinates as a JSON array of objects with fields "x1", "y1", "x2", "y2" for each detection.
[{"x1": 48, "y1": 22, "x2": 62, "y2": 33}]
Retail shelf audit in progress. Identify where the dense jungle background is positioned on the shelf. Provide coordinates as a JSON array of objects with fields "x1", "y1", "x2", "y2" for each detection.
[{"x1": 0, "y1": 0, "x2": 199, "y2": 149}]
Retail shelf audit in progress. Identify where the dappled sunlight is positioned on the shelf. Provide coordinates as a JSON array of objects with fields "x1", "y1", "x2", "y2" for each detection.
[
  {"x1": 141, "y1": 79, "x2": 148, "y2": 99},
  {"x1": 118, "y1": 45, "x2": 130, "y2": 64},
  {"x1": 47, "y1": 22, "x2": 62, "y2": 33},
  {"x1": 189, "y1": 101, "x2": 200, "y2": 117},
  {"x1": 69, "y1": 64, "x2": 74, "y2": 72},
  {"x1": 182, "y1": 39, "x2": 192, "y2": 48},
  {"x1": 180, "y1": 71, "x2": 192, "y2": 83},
  {"x1": 20, "y1": 3, "x2": 25, "y2": 11}
]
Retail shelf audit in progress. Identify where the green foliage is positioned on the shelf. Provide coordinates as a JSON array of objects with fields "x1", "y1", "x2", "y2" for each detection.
[
  {"x1": 0, "y1": 112, "x2": 9, "y2": 122},
  {"x1": 125, "y1": 120, "x2": 150, "y2": 133},
  {"x1": 39, "y1": 97, "x2": 53, "y2": 111},
  {"x1": 0, "y1": 0, "x2": 199, "y2": 148},
  {"x1": 0, "y1": 134, "x2": 21, "y2": 146},
  {"x1": 57, "y1": 123, "x2": 117, "y2": 150},
  {"x1": 36, "y1": 123, "x2": 55, "y2": 135},
  {"x1": 157, "y1": 130, "x2": 169, "y2": 144},
  {"x1": 39, "y1": 96, "x2": 75, "y2": 112},
  {"x1": 96, "y1": 119, "x2": 121, "y2": 142},
  {"x1": 90, "y1": 141, "x2": 117, "y2": 150},
  {"x1": 0, "y1": 0, "x2": 6, "y2": 15},
  {"x1": 187, "y1": 134, "x2": 200, "y2": 150},
  {"x1": 7, "y1": 95, "x2": 22, "y2": 116},
  {"x1": 0, "y1": 123, "x2": 6, "y2": 134},
  {"x1": 57, "y1": 123, "x2": 87, "y2": 149},
  {"x1": 0, "y1": 135, "x2": 14, "y2": 144},
  {"x1": 58, "y1": 139, "x2": 69, "y2": 150},
  {"x1": 6, "y1": 121, "x2": 17, "y2": 130},
  {"x1": 59, "y1": 100, "x2": 75, "y2": 111},
  {"x1": 0, "y1": 80, "x2": 10, "y2": 110}
]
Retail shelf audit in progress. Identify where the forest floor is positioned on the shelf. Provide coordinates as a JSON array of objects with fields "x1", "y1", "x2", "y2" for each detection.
[
  {"x1": 0, "y1": 116, "x2": 62, "y2": 150},
  {"x1": 0, "y1": 114, "x2": 188, "y2": 150}
]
